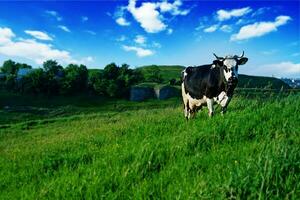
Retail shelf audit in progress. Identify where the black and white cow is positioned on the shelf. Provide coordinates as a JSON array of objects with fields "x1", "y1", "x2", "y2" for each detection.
[{"x1": 182, "y1": 51, "x2": 248, "y2": 119}]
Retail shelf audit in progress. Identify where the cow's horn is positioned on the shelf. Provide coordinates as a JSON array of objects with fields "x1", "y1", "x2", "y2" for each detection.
[
  {"x1": 213, "y1": 53, "x2": 223, "y2": 60},
  {"x1": 239, "y1": 51, "x2": 244, "y2": 58}
]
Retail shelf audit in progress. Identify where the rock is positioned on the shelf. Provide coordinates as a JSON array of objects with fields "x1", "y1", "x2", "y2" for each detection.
[
  {"x1": 155, "y1": 86, "x2": 180, "y2": 100},
  {"x1": 130, "y1": 87, "x2": 155, "y2": 101}
]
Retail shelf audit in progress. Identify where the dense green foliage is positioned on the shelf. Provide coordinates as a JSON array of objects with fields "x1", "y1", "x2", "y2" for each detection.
[
  {"x1": 0, "y1": 59, "x2": 32, "y2": 75},
  {"x1": 0, "y1": 91, "x2": 299, "y2": 199},
  {"x1": 139, "y1": 65, "x2": 184, "y2": 84},
  {"x1": 0, "y1": 60, "x2": 143, "y2": 98},
  {"x1": 90, "y1": 63, "x2": 143, "y2": 97},
  {"x1": 1, "y1": 60, "x2": 290, "y2": 100}
]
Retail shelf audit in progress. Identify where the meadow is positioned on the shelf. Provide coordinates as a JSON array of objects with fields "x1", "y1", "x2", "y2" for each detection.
[{"x1": 0, "y1": 91, "x2": 299, "y2": 199}]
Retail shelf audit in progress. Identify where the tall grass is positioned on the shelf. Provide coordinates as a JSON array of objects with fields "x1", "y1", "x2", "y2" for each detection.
[{"x1": 0, "y1": 93, "x2": 299, "y2": 199}]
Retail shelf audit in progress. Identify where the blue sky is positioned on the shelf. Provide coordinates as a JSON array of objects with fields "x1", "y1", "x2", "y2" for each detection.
[{"x1": 0, "y1": 0, "x2": 299, "y2": 78}]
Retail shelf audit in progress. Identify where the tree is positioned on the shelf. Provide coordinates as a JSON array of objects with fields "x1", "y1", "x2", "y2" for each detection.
[
  {"x1": 5, "y1": 74, "x2": 16, "y2": 91},
  {"x1": 1, "y1": 60, "x2": 17, "y2": 75},
  {"x1": 21, "y1": 69, "x2": 47, "y2": 94},
  {"x1": 91, "y1": 63, "x2": 143, "y2": 98},
  {"x1": 16, "y1": 63, "x2": 32, "y2": 70},
  {"x1": 43, "y1": 60, "x2": 63, "y2": 77},
  {"x1": 61, "y1": 64, "x2": 88, "y2": 94},
  {"x1": 169, "y1": 78, "x2": 176, "y2": 85},
  {"x1": 1, "y1": 60, "x2": 32, "y2": 75},
  {"x1": 144, "y1": 65, "x2": 162, "y2": 83}
]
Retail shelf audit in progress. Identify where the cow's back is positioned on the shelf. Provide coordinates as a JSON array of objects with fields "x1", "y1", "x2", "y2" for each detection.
[{"x1": 183, "y1": 65, "x2": 224, "y2": 99}]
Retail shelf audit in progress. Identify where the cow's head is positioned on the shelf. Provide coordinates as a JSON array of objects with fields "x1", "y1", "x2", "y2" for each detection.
[{"x1": 213, "y1": 51, "x2": 248, "y2": 83}]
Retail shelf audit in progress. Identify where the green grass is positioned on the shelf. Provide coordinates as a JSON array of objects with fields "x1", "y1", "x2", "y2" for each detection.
[{"x1": 0, "y1": 92, "x2": 299, "y2": 199}]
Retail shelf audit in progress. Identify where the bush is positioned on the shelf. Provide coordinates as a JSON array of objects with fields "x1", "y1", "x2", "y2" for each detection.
[
  {"x1": 90, "y1": 63, "x2": 143, "y2": 98},
  {"x1": 144, "y1": 65, "x2": 163, "y2": 83},
  {"x1": 21, "y1": 69, "x2": 47, "y2": 94},
  {"x1": 61, "y1": 64, "x2": 88, "y2": 94},
  {"x1": 5, "y1": 74, "x2": 16, "y2": 91},
  {"x1": 1, "y1": 59, "x2": 144, "y2": 98}
]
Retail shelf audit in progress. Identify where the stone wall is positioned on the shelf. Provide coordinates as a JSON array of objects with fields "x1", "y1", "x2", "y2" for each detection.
[
  {"x1": 130, "y1": 85, "x2": 180, "y2": 101},
  {"x1": 130, "y1": 87, "x2": 155, "y2": 101}
]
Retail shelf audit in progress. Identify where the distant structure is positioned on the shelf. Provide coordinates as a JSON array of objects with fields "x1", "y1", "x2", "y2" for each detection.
[
  {"x1": 281, "y1": 78, "x2": 300, "y2": 88},
  {"x1": 16, "y1": 68, "x2": 35, "y2": 80},
  {"x1": 0, "y1": 73, "x2": 6, "y2": 80}
]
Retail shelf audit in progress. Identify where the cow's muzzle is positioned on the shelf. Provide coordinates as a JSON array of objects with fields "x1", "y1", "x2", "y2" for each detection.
[
  {"x1": 228, "y1": 77, "x2": 238, "y2": 85},
  {"x1": 227, "y1": 77, "x2": 238, "y2": 97}
]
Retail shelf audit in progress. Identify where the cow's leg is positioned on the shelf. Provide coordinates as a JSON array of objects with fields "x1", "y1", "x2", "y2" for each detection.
[
  {"x1": 206, "y1": 98, "x2": 214, "y2": 117},
  {"x1": 184, "y1": 100, "x2": 190, "y2": 120},
  {"x1": 190, "y1": 107, "x2": 196, "y2": 119},
  {"x1": 182, "y1": 83, "x2": 190, "y2": 120},
  {"x1": 215, "y1": 91, "x2": 232, "y2": 115},
  {"x1": 221, "y1": 96, "x2": 232, "y2": 115}
]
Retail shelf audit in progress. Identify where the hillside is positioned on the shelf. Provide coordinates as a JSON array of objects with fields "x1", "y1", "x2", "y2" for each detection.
[
  {"x1": 138, "y1": 65, "x2": 184, "y2": 82},
  {"x1": 138, "y1": 65, "x2": 290, "y2": 89},
  {"x1": 0, "y1": 92, "x2": 299, "y2": 199}
]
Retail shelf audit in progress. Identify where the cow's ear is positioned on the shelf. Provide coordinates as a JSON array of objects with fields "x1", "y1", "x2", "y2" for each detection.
[
  {"x1": 213, "y1": 60, "x2": 223, "y2": 66},
  {"x1": 238, "y1": 57, "x2": 248, "y2": 65}
]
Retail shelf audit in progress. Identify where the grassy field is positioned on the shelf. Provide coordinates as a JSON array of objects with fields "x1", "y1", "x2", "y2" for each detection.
[{"x1": 0, "y1": 91, "x2": 299, "y2": 199}]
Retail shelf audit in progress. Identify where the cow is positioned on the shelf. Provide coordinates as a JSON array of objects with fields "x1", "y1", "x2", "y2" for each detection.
[{"x1": 182, "y1": 51, "x2": 248, "y2": 119}]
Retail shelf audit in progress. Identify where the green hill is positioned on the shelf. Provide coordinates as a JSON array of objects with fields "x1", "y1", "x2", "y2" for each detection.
[
  {"x1": 238, "y1": 74, "x2": 290, "y2": 89},
  {"x1": 138, "y1": 65, "x2": 184, "y2": 83},
  {"x1": 138, "y1": 65, "x2": 290, "y2": 89}
]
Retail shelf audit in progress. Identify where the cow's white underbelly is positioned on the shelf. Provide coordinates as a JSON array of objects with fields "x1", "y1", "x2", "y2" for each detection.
[
  {"x1": 182, "y1": 83, "x2": 207, "y2": 110},
  {"x1": 182, "y1": 83, "x2": 230, "y2": 109}
]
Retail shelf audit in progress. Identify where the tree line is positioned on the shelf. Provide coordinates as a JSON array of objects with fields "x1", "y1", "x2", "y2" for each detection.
[{"x1": 0, "y1": 59, "x2": 154, "y2": 98}]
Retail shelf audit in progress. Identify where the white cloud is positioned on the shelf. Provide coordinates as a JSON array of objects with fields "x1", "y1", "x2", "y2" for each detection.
[
  {"x1": 122, "y1": 45, "x2": 154, "y2": 57},
  {"x1": 195, "y1": 24, "x2": 205, "y2": 31},
  {"x1": 126, "y1": 0, "x2": 189, "y2": 33},
  {"x1": 167, "y1": 28, "x2": 173, "y2": 35},
  {"x1": 116, "y1": 35, "x2": 127, "y2": 42},
  {"x1": 24, "y1": 30, "x2": 53, "y2": 41},
  {"x1": 134, "y1": 35, "x2": 146, "y2": 45},
  {"x1": 84, "y1": 30, "x2": 96, "y2": 35},
  {"x1": 116, "y1": 17, "x2": 131, "y2": 26},
  {"x1": 0, "y1": 27, "x2": 90, "y2": 65},
  {"x1": 58, "y1": 25, "x2": 71, "y2": 32},
  {"x1": 158, "y1": 0, "x2": 190, "y2": 16},
  {"x1": 0, "y1": 27, "x2": 15, "y2": 44},
  {"x1": 231, "y1": 15, "x2": 291, "y2": 41},
  {"x1": 204, "y1": 24, "x2": 218, "y2": 33},
  {"x1": 127, "y1": 0, "x2": 166, "y2": 33},
  {"x1": 81, "y1": 16, "x2": 88, "y2": 22},
  {"x1": 217, "y1": 7, "x2": 252, "y2": 21},
  {"x1": 251, "y1": 7, "x2": 271, "y2": 17},
  {"x1": 258, "y1": 61, "x2": 300, "y2": 78},
  {"x1": 159, "y1": 1, "x2": 174, "y2": 12},
  {"x1": 235, "y1": 18, "x2": 254, "y2": 25},
  {"x1": 45, "y1": 10, "x2": 62, "y2": 21},
  {"x1": 81, "y1": 56, "x2": 94, "y2": 63},
  {"x1": 220, "y1": 25, "x2": 232, "y2": 33},
  {"x1": 152, "y1": 42, "x2": 161, "y2": 48}
]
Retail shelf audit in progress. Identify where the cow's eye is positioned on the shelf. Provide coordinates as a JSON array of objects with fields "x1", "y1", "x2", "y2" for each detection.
[{"x1": 224, "y1": 66, "x2": 228, "y2": 72}]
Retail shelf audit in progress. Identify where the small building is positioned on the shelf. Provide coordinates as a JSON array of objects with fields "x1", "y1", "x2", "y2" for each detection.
[
  {"x1": 17, "y1": 68, "x2": 35, "y2": 78},
  {"x1": 0, "y1": 73, "x2": 6, "y2": 80}
]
